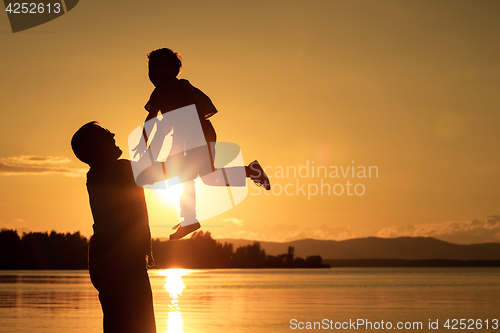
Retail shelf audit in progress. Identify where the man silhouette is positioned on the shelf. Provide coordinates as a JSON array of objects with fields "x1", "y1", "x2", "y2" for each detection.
[{"x1": 71, "y1": 121, "x2": 156, "y2": 333}]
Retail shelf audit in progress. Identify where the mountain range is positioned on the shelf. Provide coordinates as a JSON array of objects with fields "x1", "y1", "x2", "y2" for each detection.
[{"x1": 217, "y1": 237, "x2": 500, "y2": 260}]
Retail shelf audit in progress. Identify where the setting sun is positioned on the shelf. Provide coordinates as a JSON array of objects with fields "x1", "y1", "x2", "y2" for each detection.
[{"x1": 157, "y1": 183, "x2": 183, "y2": 207}]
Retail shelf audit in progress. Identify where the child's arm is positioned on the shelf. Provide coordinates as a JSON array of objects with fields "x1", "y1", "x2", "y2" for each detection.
[
  {"x1": 143, "y1": 110, "x2": 158, "y2": 138},
  {"x1": 132, "y1": 111, "x2": 158, "y2": 158}
]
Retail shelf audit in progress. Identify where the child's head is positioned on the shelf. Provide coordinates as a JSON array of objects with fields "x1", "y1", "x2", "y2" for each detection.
[
  {"x1": 147, "y1": 48, "x2": 182, "y2": 86},
  {"x1": 71, "y1": 121, "x2": 122, "y2": 166}
]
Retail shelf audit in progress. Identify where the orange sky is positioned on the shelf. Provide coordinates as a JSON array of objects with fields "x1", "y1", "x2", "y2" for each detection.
[{"x1": 1, "y1": 1, "x2": 499, "y2": 244}]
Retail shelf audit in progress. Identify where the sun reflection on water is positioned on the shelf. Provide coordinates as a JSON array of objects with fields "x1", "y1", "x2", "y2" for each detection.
[
  {"x1": 167, "y1": 311, "x2": 184, "y2": 333},
  {"x1": 158, "y1": 269, "x2": 191, "y2": 333}
]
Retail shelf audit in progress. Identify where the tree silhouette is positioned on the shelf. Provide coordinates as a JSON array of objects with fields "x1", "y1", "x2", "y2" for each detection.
[
  {"x1": 231, "y1": 242, "x2": 267, "y2": 268},
  {"x1": 152, "y1": 231, "x2": 233, "y2": 268},
  {"x1": 0, "y1": 229, "x2": 328, "y2": 269},
  {"x1": 0, "y1": 229, "x2": 88, "y2": 269},
  {"x1": 0, "y1": 229, "x2": 22, "y2": 269}
]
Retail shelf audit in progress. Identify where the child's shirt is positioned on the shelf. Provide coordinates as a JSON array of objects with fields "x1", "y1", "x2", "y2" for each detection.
[{"x1": 145, "y1": 79, "x2": 218, "y2": 120}]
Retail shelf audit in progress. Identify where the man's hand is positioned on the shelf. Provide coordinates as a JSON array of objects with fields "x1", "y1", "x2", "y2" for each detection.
[{"x1": 146, "y1": 254, "x2": 155, "y2": 268}]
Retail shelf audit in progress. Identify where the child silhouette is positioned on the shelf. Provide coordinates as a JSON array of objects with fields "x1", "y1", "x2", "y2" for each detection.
[{"x1": 135, "y1": 48, "x2": 271, "y2": 240}]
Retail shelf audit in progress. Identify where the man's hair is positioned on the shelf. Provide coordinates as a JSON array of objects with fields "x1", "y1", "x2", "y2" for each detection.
[
  {"x1": 147, "y1": 48, "x2": 183, "y2": 77},
  {"x1": 71, "y1": 121, "x2": 102, "y2": 165}
]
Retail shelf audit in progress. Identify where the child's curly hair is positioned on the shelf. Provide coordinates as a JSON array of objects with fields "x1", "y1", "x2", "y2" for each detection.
[{"x1": 147, "y1": 48, "x2": 182, "y2": 77}]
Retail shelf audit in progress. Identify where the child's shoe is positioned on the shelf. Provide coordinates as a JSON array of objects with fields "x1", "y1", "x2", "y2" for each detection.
[
  {"x1": 169, "y1": 221, "x2": 201, "y2": 240},
  {"x1": 247, "y1": 160, "x2": 271, "y2": 190}
]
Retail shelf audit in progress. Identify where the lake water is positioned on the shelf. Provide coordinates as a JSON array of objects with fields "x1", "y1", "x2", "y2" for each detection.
[{"x1": 0, "y1": 268, "x2": 499, "y2": 332}]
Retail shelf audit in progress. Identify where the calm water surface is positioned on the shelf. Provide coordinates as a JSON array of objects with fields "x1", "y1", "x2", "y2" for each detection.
[{"x1": 0, "y1": 268, "x2": 499, "y2": 332}]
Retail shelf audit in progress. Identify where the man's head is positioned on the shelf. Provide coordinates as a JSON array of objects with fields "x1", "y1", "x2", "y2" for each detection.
[
  {"x1": 147, "y1": 48, "x2": 182, "y2": 86},
  {"x1": 71, "y1": 121, "x2": 122, "y2": 166}
]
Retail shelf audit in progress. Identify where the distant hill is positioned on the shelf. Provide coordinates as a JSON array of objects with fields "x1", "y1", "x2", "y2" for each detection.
[{"x1": 217, "y1": 237, "x2": 500, "y2": 260}]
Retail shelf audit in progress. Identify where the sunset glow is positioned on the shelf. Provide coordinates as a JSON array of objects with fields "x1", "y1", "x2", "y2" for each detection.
[
  {"x1": 2, "y1": 2, "x2": 499, "y2": 333},
  {"x1": 157, "y1": 183, "x2": 183, "y2": 207},
  {"x1": 0, "y1": 1, "x2": 499, "y2": 243}
]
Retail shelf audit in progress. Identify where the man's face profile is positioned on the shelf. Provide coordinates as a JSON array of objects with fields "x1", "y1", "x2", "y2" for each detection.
[{"x1": 94, "y1": 126, "x2": 122, "y2": 163}]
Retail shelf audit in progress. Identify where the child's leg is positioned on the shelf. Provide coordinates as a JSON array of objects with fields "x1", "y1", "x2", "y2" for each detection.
[
  {"x1": 169, "y1": 147, "x2": 205, "y2": 240},
  {"x1": 199, "y1": 154, "x2": 270, "y2": 190},
  {"x1": 171, "y1": 121, "x2": 214, "y2": 238},
  {"x1": 200, "y1": 121, "x2": 246, "y2": 187},
  {"x1": 170, "y1": 178, "x2": 200, "y2": 240},
  {"x1": 179, "y1": 179, "x2": 197, "y2": 226},
  {"x1": 200, "y1": 165, "x2": 246, "y2": 186}
]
